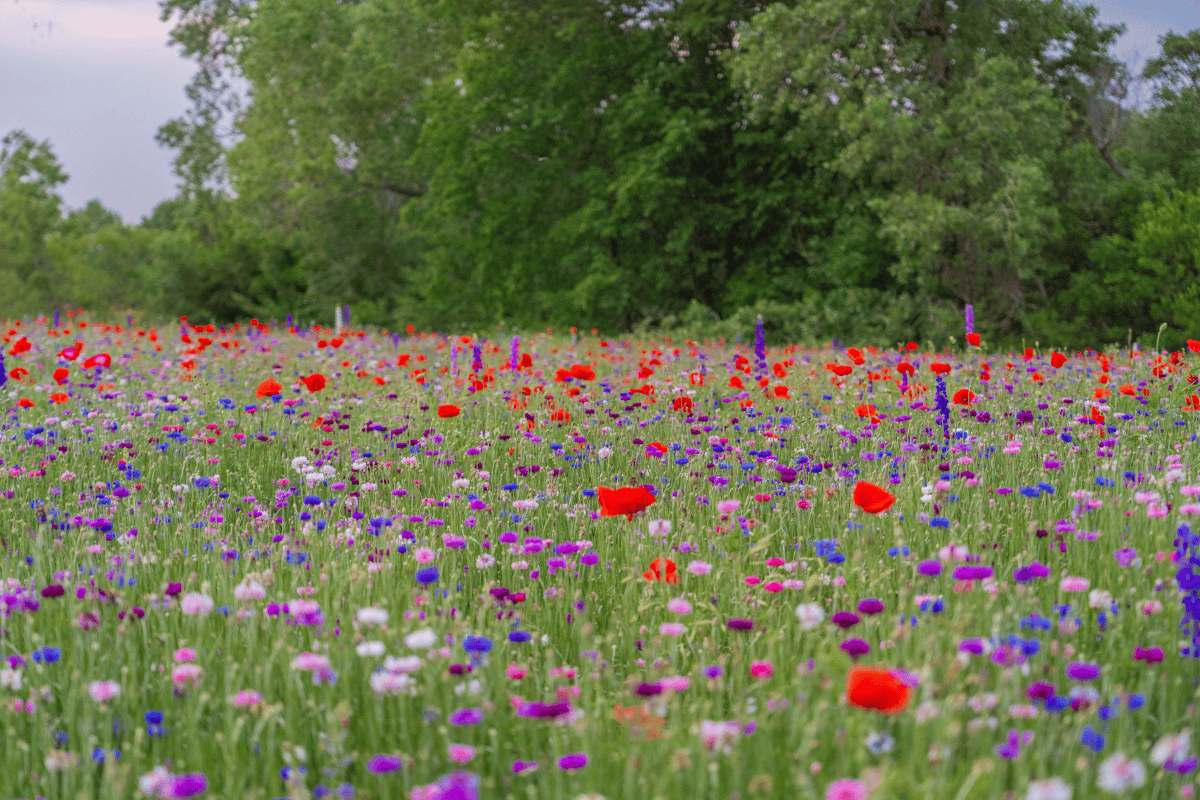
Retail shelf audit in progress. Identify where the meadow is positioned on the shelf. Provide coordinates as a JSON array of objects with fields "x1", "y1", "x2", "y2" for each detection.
[{"x1": 0, "y1": 313, "x2": 1197, "y2": 800}]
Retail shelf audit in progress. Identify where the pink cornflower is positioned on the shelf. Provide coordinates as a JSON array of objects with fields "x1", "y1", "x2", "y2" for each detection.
[
  {"x1": 171, "y1": 664, "x2": 204, "y2": 689},
  {"x1": 1060, "y1": 576, "x2": 1089, "y2": 592},
  {"x1": 174, "y1": 648, "x2": 196, "y2": 663},
  {"x1": 659, "y1": 622, "x2": 686, "y2": 637},
  {"x1": 232, "y1": 690, "x2": 263, "y2": 708},
  {"x1": 667, "y1": 598, "x2": 692, "y2": 615},
  {"x1": 88, "y1": 680, "x2": 121, "y2": 702},
  {"x1": 414, "y1": 547, "x2": 436, "y2": 564},
  {"x1": 687, "y1": 560, "x2": 712, "y2": 576},
  {"x1": 825, "y1": 779, "x2": 868, "y2": 800},
  {"x1": 448, "y1": 744, "x2": 476, "y2": 764},
  {"x1": 180, "y1": 593, "x2": 214, "y2": 615},
  {"x1": 749, "y1": 661, "x2": 773, "y2": 679}
]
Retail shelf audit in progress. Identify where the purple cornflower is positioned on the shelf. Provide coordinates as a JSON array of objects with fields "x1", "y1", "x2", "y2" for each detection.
[
  {"x1": 449, "y1": 708, "x2": 483, "y2": 725},
  {"x1": 1114, "y1": 548, "x2": 1138, "y2": 567},
  {"x1": 958, "y1": 638, "x2": 986, "y2": 655},
  {"x1": 1133, "y1": 646, "x2": 1164, "y2": 664},
  {"x1": 558, "y1": 753, "x2": 587, "y2": 770},
  {"x1": 830, "y1": 611, "x2": 860, "y2": 629},
  {"x1": 1175, "y1": 524, "x2": 1200, "y2": 658},
  {"x1": 995, "y1": 729, "x2": 1032, "y2": 759},
  {"x1": 857, "y1": 598, "x2": 885, "y2": 615},
  {"x1": 1066, "y1": 662, "x2": 1101, "y2": 681},
  {"x1": 917, "y1": 560, "x2": 943, "y2": 577},
  {"x1": 168, "y1": 774, "x2": 208, "y2": 798},
  {"x1": 840, "y1": 639, "x2": 870, "y2": 660},
  {"x1": 952, "y1": 566, "x2": 993, "y2": 581},
  {"x1": 754, "y1": 315, "x2": 766, "y2": 377},
  {"x1": 516, "y1": 702, "x2": 571, "y2": 719},
  {"x1": 1026, "y1": 681, "x2": 1056, "y2": 701},
  {"x1": 367, "y1": 754, "x2": 403, "y2": 774},
  {"x1": 727, "y1": 618, "x2": 754, "y2": 631}
]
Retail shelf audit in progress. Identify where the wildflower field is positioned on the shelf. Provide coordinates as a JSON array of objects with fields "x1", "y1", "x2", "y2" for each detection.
[{"x1": 1, "y1": 314, "x2": 1199, "y2": 800}]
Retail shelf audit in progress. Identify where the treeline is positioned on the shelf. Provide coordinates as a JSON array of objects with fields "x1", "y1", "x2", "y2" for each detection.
[{"x1": 2, "y1": 0, "x2": 1198, "y2": 348}]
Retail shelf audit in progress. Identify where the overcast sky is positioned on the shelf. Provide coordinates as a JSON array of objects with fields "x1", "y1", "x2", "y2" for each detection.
[{"x1": 1, "y1": 0, "x2": 1197, "y2": 225}]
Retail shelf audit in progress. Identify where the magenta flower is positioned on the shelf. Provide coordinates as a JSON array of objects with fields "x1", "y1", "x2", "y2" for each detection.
[
  {"x1": 840, "y1": 639, "x2": 870, "y2": 660},
  {"x1": 952, "y1": 565, "x2": 993, "y2": 581},
  {"x1": 367, "y1": 754, "x2": 403, "y2": 774},
  {"x1": 1133, "y1": 646, "x2": 1164, "y2": 664},
  {"x1": 856, "y1": 598, "x2": 884, "y2": 615},
  {"x1": 1066, "y1": 662, "x2": 1101, "y2": 681},
  {"x1": 830, "y1": 611, "x2": 860, "y2": 629},
  {"x1": 917, "y1": 560, "x2": 943, "y2": 577},
  {"x1": 558, "y1": 753, "x2": 587, "y2": 770}
]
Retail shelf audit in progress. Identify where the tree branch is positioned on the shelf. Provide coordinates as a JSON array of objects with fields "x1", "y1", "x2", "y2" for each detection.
[{"x1": 381, "y1": 179, "x2": 426, "y2": 198}]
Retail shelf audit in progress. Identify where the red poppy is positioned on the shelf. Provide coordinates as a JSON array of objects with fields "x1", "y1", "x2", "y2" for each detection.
[
  {"x1": 597, "y1": 485, "x2": 656, "y2": 520},
  {"x1": 52, "y1": 368, "x2": 69, "y2": 385},
  {"x1": 1189, "y1": 340, "x2": 1200, "y2": 354},
  {"x1": 772, "y1": 362, "x2": 788, "y2": 378},
  {"x1": 645, "y1": 442, "x2": 667, "y2": 457},
  {"x1": 549, "y1": 408, "x2": 570, "y2": 422},
  {"x1": 643, "y1": 558, "x2": 679, "y2": 585},
  {"x1": 1050, "y1": 352, "x2": 1066, "y2": 369},
  {"x1": 8, "y1": 368, "x2": 28, "y2": 381},
  {"x1": 1023, "y1": 348, "x2": 1035, "y2": 360},
  {"x1": 330, "y1": 337, "x2": 343, "y2": 348},
  {"x1": 826, "y1": 363, "x2": 853, "y2": 377},
  {"x1": 852, "y1": 481, "x2": 896, "y2": 514},
  {"x1": 397, "y1": 354, "x2": 410, "y2": 366},
  {"x1": 1185, "y1": 394, "x2": 1200, "y2": 412},
  {"x1": 256, "y1": 378, "x2": 283, "y2": 398},
  {"x1": 49, "y1": 392, "x2": 69, "y2": 404},
  {"x1": 554, "y1": 369, "x2": 571, "y2": 382},
  {"x1": 896, "y1": 362, "x2": 915, "y2": 376},
  {"x1": 846, "y1": 348, "x2": 865, "y2": 366},
  {"x1": 570, "y1": 363, "x2": 595, "y2": 381},
  {"x1": 929, "y1": 362, "x2": 951, "y2": 375},
  {"x1": 952, "y1": 388, "x2": 975, "y2": 406},
  {"x1": 729, "y1": 376, "x2": 744, "y2": 389},
  {"x1": 773, "y1": 385, "x2": 790, "y2": 398},
  {"x1": 9, "y1": 337, "x2": 30, "y2": 355},
  {"x1": 17, "y1": 398, "x2": 33, "y2": 408},
  {"x1": 673, "y1": 396, "x2": 694, "y2": 413},
  {"x1": 82, "y1": 353, "x2": 111, "y2": 369},
  {"x1": 846, "y1": 666, "x2": 910, "y2": 714},
  {"x1": 689, "y1": 372, "x2": 705, "y2": 386},
  {"x1": 854, "y1": 402, "x2": 883, "y2": 422},
  {"x1": 302, "y1": 374, "x2": 327, "y2": 393},
  {"x1": 906, "y1": 342, "x2": 918, "y2": 351},
  {"x1": 965, "y1": 333, "x2": 980, "y2": 346},
  {"x1": 58, "y1": 343, "x2": 83, "y2": 360},
  {"x1": 437, "y1": 404, "x2": 461, "y2": 418}
]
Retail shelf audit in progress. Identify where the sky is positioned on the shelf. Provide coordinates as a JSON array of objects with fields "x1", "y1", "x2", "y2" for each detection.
[{"x1": 1, "y1": 0, "x2": 1198, "y2": 226}]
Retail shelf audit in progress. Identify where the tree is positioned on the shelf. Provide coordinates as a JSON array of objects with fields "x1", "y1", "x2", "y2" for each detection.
[
  {"x1": 1131, "y1": 29, "x2": 1200, "y2": 190},
  {"x1": 730, "y1": 0, "x2": 1125, "y2": 338},
  {"x1": 0, "y1": 130, "x2": 70, "y2": 314}
]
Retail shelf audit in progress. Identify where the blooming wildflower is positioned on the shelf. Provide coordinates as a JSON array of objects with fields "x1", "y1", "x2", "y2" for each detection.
[
  {"x1": 825, "y1": 779, "x2": 868, "y2": 800},
  {"x1": 1097, "y1": 754, "x2": 1146, "y2": 792},
  {"x1": 404, "y1": 629, "x2": 438, "y2": 649},
  {"x1": 1025, "y1": 777, "x2": 1072, "y2": 800},
  {"x1": 88, "y1": 681, "x2": 120, "y2": 702},
  {"x1": 367, "y1": 754, "x2": 402, "y2": 774},
  {"x1": 557, "y1": 753, "x2": 587, "y2": 770},
  {"x1": 846, "y1": 667, "x2": 909, "y2": 714},
  {"x1": 180, "y1": 593, "x2": 214, "y2": 615},
  {"x1": 687, "y1": 560, "x2": 712, "y2": 575},
  {"x1": 1066, "y1": 662, "x2": 1101, "y2": 681}
]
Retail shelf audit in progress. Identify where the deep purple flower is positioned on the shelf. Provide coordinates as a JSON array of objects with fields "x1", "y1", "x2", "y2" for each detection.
[
  {"x1": 1114, "y1": 548, "x2": 1138, "y2": 567},
  {"x1": 952, "y1": 565, "x2": 993, "y2": 581},
  {"x1": 1133, "y1": 646, "x2": 1164, "y2": 664},
  {"x1": 367, "y1": 754, "x2": 403, "y2": 774},
  {"x1": 958, "y1": 638, "x2": 985, "y2": 655},
  {"x1": 840, "y1": 639, "x2": 870, "y2": 660},
  {"x1": 727, "y1": 618, "x2": 754, "y2": 631},
  {"x1": 165, "y1": 583, "x2": 182, "y2": 597},
  {"x1": 1066, "y1": 662, "x2": 1101, "y2": 681},
  {"x1": 558, "y1": 753, "x2": 587, "y2": 770},
  {"x1": 702, "y1": 665, "x2": 724, "y2": 679},
  {"x1": 449, "y1": 708, "x2": 483, "y2": 725},
  {"x1": 830, "y1": 611, "x2": 860, "y2": 629},
  {"x1": 512, "y1": 760, "x2": 537, "y2": 774},
  {"x1": 916, "y1": 560, "x2": 943, "y2": 577},
  {"x1": 168, "y1": 774, "x2": 208, "y2": 798},
  {"x1": 580, "y1": 553, "x2": 599, "y2": 566},
  {"x1": 1026, "y1": 681, "x2": 1056, "y2": 701},
  {"x1": 1012, "y1": 561, "x2": 1051, "y2": 583},
  {"x1": 635, "y1": 682, "x2": 663, "y2": 696},
  {"x1": 777, "y1": 467, "x2": 798, "y2": 484},
  {"x1": 995, "y1": 729, "x2": 1032, "y2": 759},
  {"x1": 516, "y1": 702, "x2": 571, "y2": 719},
  {"x1": 857, "y1": 598, "x2": 885, "y2": 615},
  {"x1": 40, "y1": 584, "x2": 65, "y2": 599}
]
